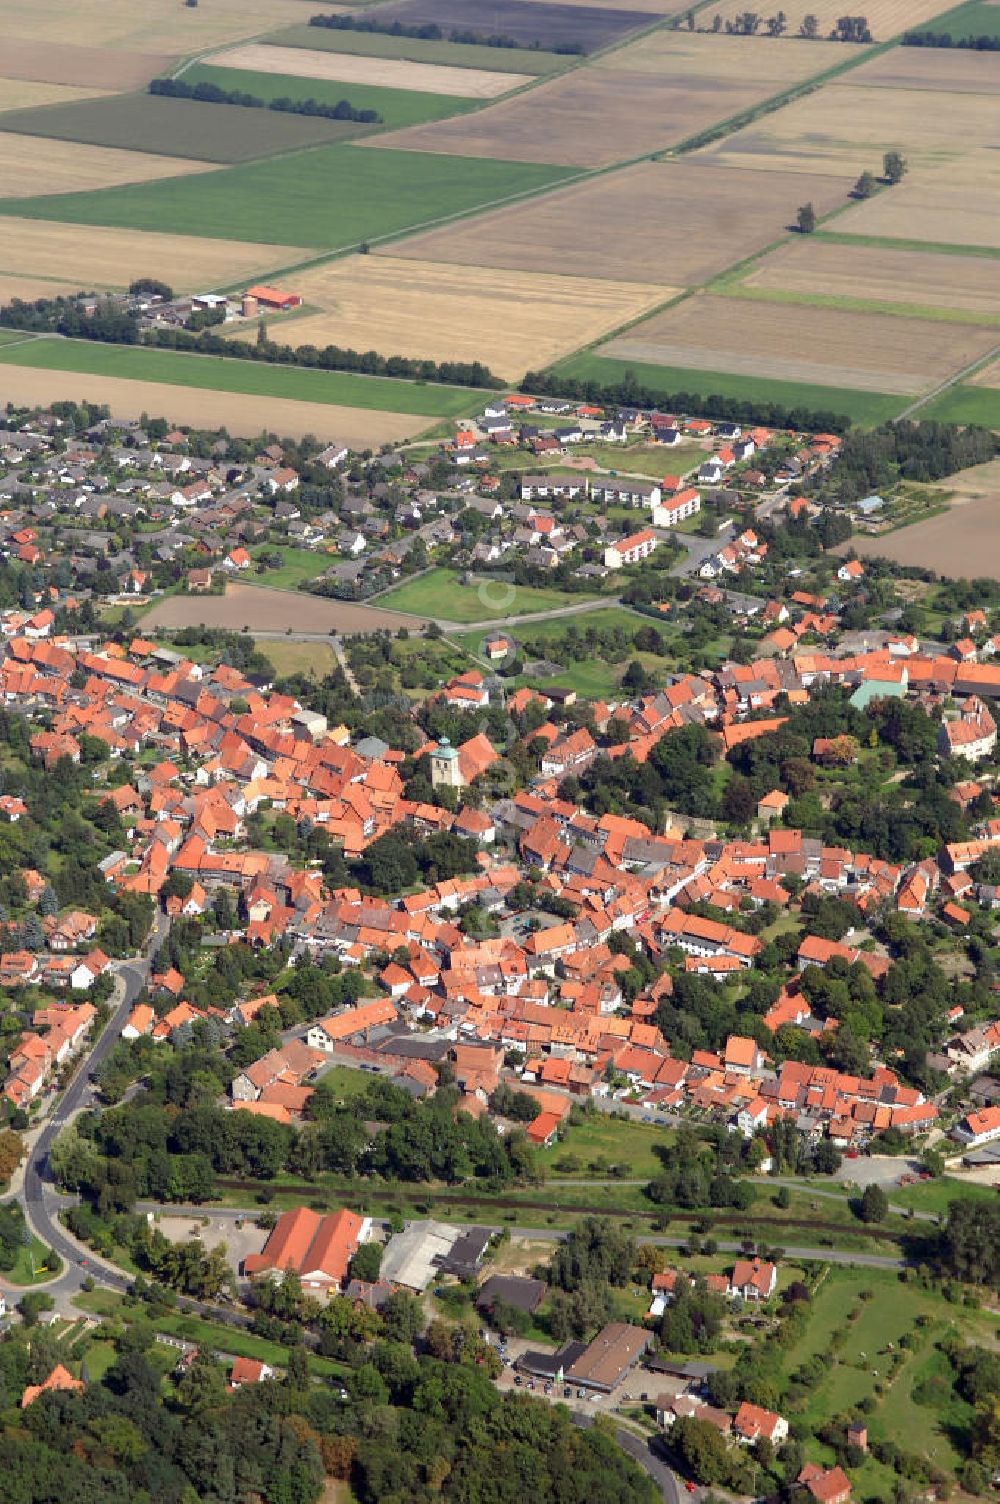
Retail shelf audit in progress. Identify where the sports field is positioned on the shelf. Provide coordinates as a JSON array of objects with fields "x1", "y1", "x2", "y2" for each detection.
[
  {"x1": 183, "y1": 62, "x2": 474, "y2": 128},
  {"x1": 736, "y1": 240, "x2": 1000, "y2": 318},
  {"x1": 377, "y1": 566, "x2": 596, "y2": 622},
  {"x1": 204, "y1": 42, "x2": 527, "y2": 99},
  {"x1": 0, "y1": 338, "x2": 485, "y2": 416},
  {"x1": 272, "y1": 24, "x2": 568, "y2": 74},
  {"x1": 0, "y1": 93, "x2": 366, "y2": 163},
  {"x1": 0, "y1": 363, "x2": 428, "y2": 447},
  {"x1": 387, "y1": 159, "x2": 851, "y2": 284},
  {"x1": 554, "y1": 351, "x2": 909, "y2": 424},
  {"x1": 0, "y1": 144, "x2": 572, "y2": 249},
  {"x1": 0, "y1": 218, "x2": 308, "y2": 296},
  {"x1": 270, "y1": 255, "x2": 672, "y2": 380},
  {"x1": 601, "y1": 293, "x2": 998, "y2": 396},
  {"x1": 0, "y1": 133, "x2": 213, "y2": 199}
]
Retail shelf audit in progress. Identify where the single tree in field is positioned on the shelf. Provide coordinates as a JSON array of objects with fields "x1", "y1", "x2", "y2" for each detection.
[
  {"x1": 800, "y1": 13, "x2": 818, "y2": 36},
  {"x1": 767, "y1": 10, "x2": 787, "y2": 35},
  {"x1": 883, "y1": 150, "x2": 907, "y2": 184},
  {"x1": 797, "y1": 202, "x2": 817, "y2": 234},
  {"x1": 853, "y1": 169, "x2": 877, "y2": 199},
  {"x1": 712, "y1": 12, "x2": 723, "y2": 30},
  {"x1": 858, "y1": 1184, "x2": 888, "y2": 1223},
  {"x1": 686, "y1": 8, "x2": 696, "y2": 28}
]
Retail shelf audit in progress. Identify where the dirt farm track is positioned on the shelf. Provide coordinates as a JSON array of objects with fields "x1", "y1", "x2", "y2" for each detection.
[{"x1": 141, "y1": 583, "x2": 427, "y2": 636}]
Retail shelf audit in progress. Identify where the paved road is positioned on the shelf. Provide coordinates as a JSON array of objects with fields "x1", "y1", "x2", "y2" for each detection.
[
  {"x1": 573, "y1": 1412, "x2": 681, "y2": 1503},
  {"x1": 17, "y1": 909, "x2": 170, "y2": 1303}
]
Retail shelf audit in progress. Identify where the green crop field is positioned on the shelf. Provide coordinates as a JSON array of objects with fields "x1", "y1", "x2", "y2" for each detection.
[
  {"x1": 906, "y1": 0, "x2": 1000, "y2": 38},
  {"x1": 378, "y1": 566, "x2": 595, "y2": 622},
  {"x1": 182, "y1": 63, "x2": 476, "y2": 130},
  {"x1": 271, "y1": 24, "x2": 569, "y2": 73},
  {"x1": 0, "y1": 143, "x2": 572, "y2": 250},
  {"x1": 0, "y1": 94, "x2": 363, "y2": 164},
  {"x1": 554, "y1": 352, "x2": 909, "y2": 426},
  {"x1": 0, "y1": 339, "x2": 486, "y2": 417},
  {"x1": 919, "y1": 383, "x2": 1000, "y2": 427}
]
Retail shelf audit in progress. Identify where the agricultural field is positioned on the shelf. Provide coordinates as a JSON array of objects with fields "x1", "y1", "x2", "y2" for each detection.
[
  {"x1": 367, "y1": 64, "x2": 773, "y2": 167},
  {"x1": 272, "y1": 23, "x2": 570, "y2": 73},
  {"x1": 831, "y1": 154, "x2": 1000, "y2": 251},
  {"x1": 700, "y1": 73, "x2": 1000, "y2": 176},
  {"x1": 849, "y1": 491, "x2": 1000, "y2": 574},
  {"x1": 703, "y1": 0, "x2": 956, "y2": 39},
  {"x1": 0, "y1": 37, "x2": 174, "y2": 91},
  {"x1": 733, "y1": 240, "x2": 1000, "y2": 319},
  {"x1": 906, "y1": 0, "x2": 1000, "y2": 40},
  {"x1": 351, "y1": 0, "x2": 655, "y2": 52},
  {"x1": 0, "y1": 94, "x2": 367, "y2": 164},
  {"x1": 554, "y1": 350, "x2": 909, "y2": 424},
  {"x1": 0, "y1": 0, "x2": 330, "y2": 54},
  {"x1": 600, "y1": 292, "x2": 994, "y2": 396},
  {"x1": 0, "y1": 360, "x2": 432, "y2": 447},
  {"x1": 594, "y1": 26, "x2": 844, "y2": 83},
  {"x1": 0, "y1": 133, "x2": 213, "y2": 199},
  {"x1": 0, "y1": 338, "x2": 483, "y2": 416},
  {"x1": 267, "y1": 255, "x2": 671, "y2": 380},
  {"x1": 377, "y1": 567, "x2": 597, "y2": 623},
  {"x1": 846, "y1": 42, "x2": 1000, "y2": 92},
  {"x1": 0, "y1": 218, "x2": 308, "y2": 296},
  {"x1": 183, "y1": 62, "x2": 474, "y2": 130},
  {"x1": 0, "y1": 79, "x2": 111, "y2": 111},
  {"x1": 0, "y1": 143, "x2": 573, "y2": 250},
  {"x1": 143, "y1": 584, "x2": 427, "y2": 634},
  {"x1": 204, "y1": 42, "x2": 529, "y2": 99},
  {"x1": 0, "y1": 272, "x2": 96, "y2": 303},
  {"x1": 387, "y1": 159, "x2": 850, "y2": 284}
]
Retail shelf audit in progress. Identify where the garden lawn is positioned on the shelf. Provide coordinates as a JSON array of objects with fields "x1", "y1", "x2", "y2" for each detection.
[
  {"x1": 553, "y1": 352, "x2": 909, "y2": 426},
  {"x1": 251, "y1": 545, "x2": 333, "y2": 587},
  {"x1": 315, "y1": 1064, "x2": 375, "y2": 1100},
  {"x1": 540, "y1": 1115, "x2": 673, "y2": 1179},
  {"x1": 183, "y1": 64, "x2": 476, "y2": 129},
  {"x1": 153, "y1": 1312, "x2": 344, "y2": 1378},
  {"x1": 258, "y1": 639, "x2": 337, "y2": 677},
  {"x1": 455, "y1": 604, "x2": 648, "y2": 651},
  {"x1": 0, "y1": 338, "x2": 484, "y2": 416},
  {"x1": 0, "y1": 143, "x2": 573, "y2": 250},
  {"x1": 378, "y1": 566, "x2": 595, "y2": 622},
  {"x1": 4, "y1": 1235, "x2": 61, "y2": 1285}
]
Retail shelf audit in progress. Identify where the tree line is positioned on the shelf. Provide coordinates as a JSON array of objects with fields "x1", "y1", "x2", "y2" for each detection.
[
  {"x1": 308, "y1": 11, "x2": 585, "y2": 53},
  {"x1": 903, "y1": 27, "x2": 1000, "y2": 49},
  {"x1": 147, "y1": 324, "x2": 501, "y2": 390},
  {"x1": 150, "y1": 74, "x2": 382, "y2": 123},
  {"x1": 520, "y1": 366, "x2": 852, "y2": 433},
  {"x1": 0, "y1": 293, "x2": 138, "y2": 343}
]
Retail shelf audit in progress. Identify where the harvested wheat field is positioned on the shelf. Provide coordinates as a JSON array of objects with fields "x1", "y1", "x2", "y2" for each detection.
[
  {"x1": 701, "y1": 80, "x2": 1000, "y2": 176},
  {"x1": 0, "y1": 365, "x2": 426, "y2": 446},
  {"x1": 836, "y1": 153, "x2": 1000, "y2": 250},
  {"x1": 0, "y1": 135, "x2": 214, "y2": 199},
  {"x1": 367, "y1": 65, "x2": 773, "y2": 166},
  {"x1": 848, "y1": 45, "x2": 1000, "y2": 94},
  {"x1": 0, "y1": 218, "x2": 307, "y2": 292},
  {"x1": 0, "y1": 79, "x2": 111, "y2": 111},
  {"x1": 594, "y1": 28, "x2": 836, "y2": 83},
  {"x1": 601, "y1": 293, "x2": 998, "y2": 395},
  {"x1": 0, "y1": 0, "x2": 337, "y2": 53},
  {"x1": 210, "y1": 42, "x2": 527, "y2": 97},
  {"x1": 705, "y1": 0, "x2": 949, "y2": 40},
  {"x1": 269, "y1": 256, "x2": 671, "y2": 379},
  {"x1": 739, "y1": 241, "x2": 1000, "y2": 318},
  {"x1": 143, "y1": 583, "x2": 426, "y2": 635},
  {"x1": 0, "y1": 273, "x2": 92, "y2": 303},
  {"x1": 969, "y1": 358, "x2": 1000, "y2": 391},
  {"x1": 0, "y1": 38, "x2": 175, "y2": 91},
  {"x1": 848, "y1": 494, "x2": 1000, "y2": 577},
  {"x1": 387, "y1": 159, "x2": 851, "y2": 284}
]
